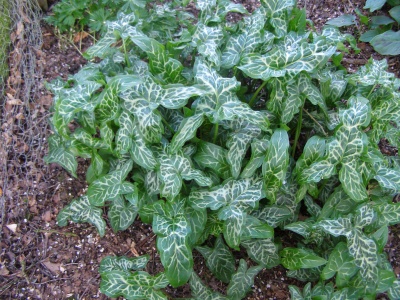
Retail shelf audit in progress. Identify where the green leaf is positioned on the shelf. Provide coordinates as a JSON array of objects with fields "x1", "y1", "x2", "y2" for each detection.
[
  {"x1": 339, "y1": 160, "x2": 368, "y2": 202},
  {"x1": 170, "y1": 114, "x2": 204, "y2": 154},
  {"x1": 260, "y1": 0, "x2": 295, "y2": 37},
  {"x1": 226, "y1": 259, "x2": 263, "y2": 300},
  {"x1": 241, "y1": 138, "x2": 269, "y2": 178},
  {"x1": 196, "y1": 235, "x2": 235, "y2": 283},
  {"x1": 87, "y1": 161, "x2": 135, "y2": 206},
  {"x1": 373, "y1": 202, "x2": 400, "y2": 225},
  {"x1": 159, "y1": 150, "x2": 212, "y2": 199},
  {"x1": 99, "y1": 255, "x2": 150, "y2": 273},
  {"x1": 44, "y1": 134, "x2": 78, "y2": 177},
  {"x1": 226, "y1": 123, "x2": 261, "y2": 178},
  {"x1": 108, "y1": 195, "x2": 138, "y2": 232},
  {"x1": 364, "y1": 0, "x2": 386, "y2": 12},
  {"x1": 189, "y1": 272, "x2": 228, "y2": 300},
  {"x1": 388, "y1": 279, "x2": 400, "y2": 300},
  {"x1": 239, "y1": 33, "x2": 336, "y2": 81},
  {"x1": 321, "y1": 242, "x2": 358, "y2": 286},
  {"x1": 326, "y1": 14, "x2": 357, "y2": 27},
  {"x1": 241, "y1": 239, "x2": 280, "y2": 268},
  {"x1": 153, "y1": 201, "x2": 193, "y2": 287},
  {"x1": 193, "y1": 141, "x2": 231, "y2": 179},
  {"x1": 263, "y1": 129, "x2": 290, "y2": 201},
  {"x1": 57, "y1": 196, "x2": 106, "y2": 237},
  {"x1": 100, "y1": 271, "x2": 169, "y2": 300},
  {"x1": 371, "y1": 31, "x2": 400, "y2": 56},
  {"x1": 389, "y1": 5, "x2": 400, "y2": 23},
  {"x1": 192, "y1": 23, "x2": 224, "y2": 66},
  {"x1": 280, "y1": 247, "x2": 327, "y2": 270},
  {"x1": 221, "y1": 10, "x2": 269, "y2": 69},
  {"x1": 374, "y1": 167, "x2": 400, "y2": 192},
  {"x1": 255, "y1": 205, "x2": 293, "y2": 227}
]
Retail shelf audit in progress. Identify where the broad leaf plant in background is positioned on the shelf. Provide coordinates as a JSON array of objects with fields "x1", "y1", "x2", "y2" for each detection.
[{"x1": 45, "y1": 0, "x2": 400, "y2": 299}]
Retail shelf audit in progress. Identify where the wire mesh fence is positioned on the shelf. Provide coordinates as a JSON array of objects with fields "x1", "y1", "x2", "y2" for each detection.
[{"x1": 0, "y1": 0, "x2": 45, "y2": 244}]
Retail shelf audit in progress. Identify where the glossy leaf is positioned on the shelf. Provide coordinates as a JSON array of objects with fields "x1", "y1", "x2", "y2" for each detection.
[
  {"x1": 57, "y1": 196, "x2": 106, "y2": 237},
  {"x1": 226, "y1": 259, "x2": 263, "y2": 300},
  {"x1": 196, "y1": 235, "x2": 235, "y2": 283},
  {"x1": 280, "y1": 248, "x2": 327, "y2": 270}
]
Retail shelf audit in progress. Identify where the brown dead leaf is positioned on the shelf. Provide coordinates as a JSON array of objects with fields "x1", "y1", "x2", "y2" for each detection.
[
  {"x1": 130, "y1": 240, "x2": 140, "y2": 257},
  {"x1": 6, "y1": 93, "x2": 23, "y2": 105},
  {"x1": 42, "y1": 259, "x2": 61, "y2": 275},
  {"x1": 74, "y1": 31, "x2": 89, "y2": 43},
  {"x1": 16, "y1": 22, "x2": 24, "y2": 37},
  {"x1": 15, "y1": 113, "x2": 25, "y2": 120},
  {"x1": 0, "y1": 266, "x2": 10, "y2": 276},
  {"x1": 42, "y1": 210, "x2": 52, "y2": 223}
]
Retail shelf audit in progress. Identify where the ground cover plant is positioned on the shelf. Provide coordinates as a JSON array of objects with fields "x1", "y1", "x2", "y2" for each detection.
[{"x1": 44, "y1": 0, "x2": 400, "y2": 298}]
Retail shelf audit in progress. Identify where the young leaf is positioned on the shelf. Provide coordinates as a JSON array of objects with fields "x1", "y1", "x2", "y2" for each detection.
[
  {"x1": 108, "y1": 195, "x2": 138, "y2": 232},
  {"x1": 241, "y1": 239, "x2": 280, "y2": 268},
  {"x1": 87, "y1": 161, "x2": 135, "y2": 206},
  {"x1": 44, "y1": 134, "x2": 78, "y2": 177},
  {"x1": 196, "y1": 235, "x2": 236, "y2": 283},
  {"x1": 226, "y1": 259, "x2": 263, "y2": 300},
  {"x1": 100, "y1": 271, "x2": 169, "y2": 300},
  {"x1": 321, "y1": 242, "x2": 358, "y2": 286},
  {"x1": 189, "y1": 272, "x2": 228, "y2": 300},
  {"x1": 57, "y1": 196, "x2": 106, "y2": 237},
  {"x1": 170, "y1": 114, "x2": 204, "y2": 154},
  {"x1": 326, "y1": 14, "x2": 357, "y2": 27},
  {"x1": 99, "y1": 255, "x2": 150, "y2": 273},
  {"x1": 280, "y1": 247, "x2": 327, "y2": 270}
]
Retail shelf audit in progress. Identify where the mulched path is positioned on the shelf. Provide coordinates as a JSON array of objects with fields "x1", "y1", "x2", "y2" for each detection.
[{"x1": 1, "y1": 0, "x2": 399, "y2": 299}]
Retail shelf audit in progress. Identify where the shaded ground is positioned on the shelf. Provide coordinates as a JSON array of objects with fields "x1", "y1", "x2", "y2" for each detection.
[{"x1": 1, "y1": 1, "x2": 399, "y2": 299}]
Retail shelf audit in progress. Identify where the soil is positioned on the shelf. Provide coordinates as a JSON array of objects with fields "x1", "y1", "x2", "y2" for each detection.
[{"x1": 1, "y1": 1, "x2": 399, "y2": 299}]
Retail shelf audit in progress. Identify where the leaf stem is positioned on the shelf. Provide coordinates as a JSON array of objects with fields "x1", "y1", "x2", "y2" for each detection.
[
  {"x1": 249, "y1": 80, "x2": 268, "y2": 108},
  {"x1": 367, "y1": 83, "x2": 377, "y2": 99},
  {"x1": 292, "y1": 104, "x2": 304, "y2": 157},
  {"x1": 122, "y1": 39, "x2": 131, "y2": 68},
  {"x1": 213, "y1": 123, "x2": 219, "y2": 144},
  {"x1": 302, "y1": 108, "x2": 328, "y2": 137}
]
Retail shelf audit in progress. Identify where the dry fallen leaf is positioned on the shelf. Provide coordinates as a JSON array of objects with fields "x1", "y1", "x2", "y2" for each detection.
[
  {"x1": 74, "y1": 31, "x2": 89, "y2": 43},
  {"x1": 42, "y1": 259, "x2": 61, "y2": 275},
  {"x1": 0, "y1": 266, "x2": 10, "y2": 276},
  {"x1": 6, "y1": 224, "x2": 18, "y2": 233},
  {"x1": 130, "y1": 241, "x2": 140, "y2": 257}
]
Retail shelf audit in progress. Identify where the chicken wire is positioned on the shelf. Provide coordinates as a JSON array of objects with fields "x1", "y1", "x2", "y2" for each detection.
[{"x1": 0, "y1": 0, "x2": 45, "y2": 241}]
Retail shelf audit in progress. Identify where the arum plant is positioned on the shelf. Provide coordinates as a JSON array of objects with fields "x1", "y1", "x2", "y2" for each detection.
[{"x1": 45, "y1": 0, "x2": 400, "y2": 299}]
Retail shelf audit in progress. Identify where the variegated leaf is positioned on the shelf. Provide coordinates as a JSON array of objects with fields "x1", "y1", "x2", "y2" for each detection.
[
  {"x1": 192, "y1": 23, "x2": 224, "y2": 66},
  {"x1": 87, "y1": 161, "x2": 135, "y2": 206},
  {"x1": 95, "y1": 75, "x2": 142, "y2": 123},
  {"x1": 108, "y1": 195, "x2": 138, "y2": 232},
  {"x1": 226, "y1": 124, "x2": 261, "y2": 178},
  {"x1": 239, "y1": 33, "x2": 336, "y2": 81},
  {"x1": 100, "y1": 271, "x2": 168, "y2": 300},
  {"x1": 347, "y1": 228, "x2": 379, "y2": 284},
  {"x1": 316, "y1": 217, "x2": 352, "y2": 237},
  {"x1": 186, "y1": 207, "x2": 207, "y2": 247},
  {"x1": 170, "y1": 114, "x2": 204, "y2": 154},
  {"x1": 241, "y1": 239, "x2": 280, "y2": 268},
  {"x1": 159, "y1": 150, "x2": 212, "y2": 199},
  {"x1": 226, "y1": 259, "x2": 263, "y2": 300},
  {"x1": 196, "y1": 235, "x2": 235, "y2": 283},
  {"x1": 373, "y1": 202, "x2": 400, "y2": 225},
  {"x1": 321, "y1": 242, "x2": 358, "y2": 286},
  {"x1": 57, "y1": 196, "x2": 106, "y2": 237},
  {"x1": 280, "y1": 247, "x2": 327, "y2": 270},
  {"x1": 241, "y1": 138, "x2": 269, "y2": 178},
  {"x1": 241, "y1": 215, "x2": 274, "y2": 240},
  {"x1": 263, "y1": 129, "x2": 290, "y2": 201},
  {"x1": 153, "y1": 201, "x2": 193, "y2": 287},
  {"x1": 254, "y1": 205, "x2": 293, "y2": 227},
  {"x1": 339, "y1": 160, "x2": 368, "y2": 202},
  {"x1": 189, "y1": 272, "x2": 228, "y2": 300},
  {"x1": 44, "y1": 134, "x2": 77, "y2": 177},
  {"x1": 193, "y1": 141, "x2": 231, "y2": 179},
  {"x1": 374, "y1": 167, "x2": 400, "y2": 192},
  {"x1": 221, "y1": 10, "x2": 269, "y2": 68},
  {"x1": 99, "y1": 255, "x2": 150, "y2": 273}
]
